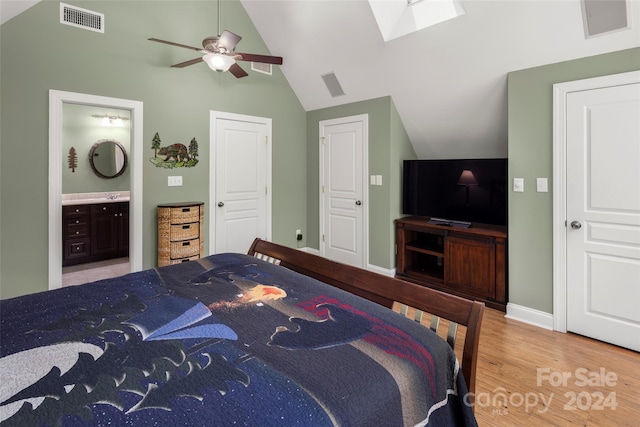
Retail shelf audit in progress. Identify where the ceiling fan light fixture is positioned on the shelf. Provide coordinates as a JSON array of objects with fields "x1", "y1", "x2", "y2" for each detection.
[{"x1": 203, "y1": 53, "x2": 235, "y2": 72}]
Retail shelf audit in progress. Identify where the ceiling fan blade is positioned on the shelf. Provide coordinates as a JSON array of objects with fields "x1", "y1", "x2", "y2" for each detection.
[
  {"x1": 229, "y1": 63, "x2": 248, "y2": 78},
  {"x1": 218, "y1": 30, "x2": 242, "y2": 52},
  {"x1": 148, "y1": 38, "x2": 202, "y2": 52},
  {"x1": 172, "y1": 57, "x2": 204, "y2": 68},
  {"x1": 235, "y1": 53, "x2": 283, "y2": 65}
]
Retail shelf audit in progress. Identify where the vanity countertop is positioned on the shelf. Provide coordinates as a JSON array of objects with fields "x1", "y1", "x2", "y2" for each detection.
[{"x1": 62, "y1": 191, "x2": 130, "y2": 206}]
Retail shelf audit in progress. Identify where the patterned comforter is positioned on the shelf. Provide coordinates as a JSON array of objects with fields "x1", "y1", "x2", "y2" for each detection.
[{"x1": 0, "y1": 253, "x2": 477, "y2": 426}]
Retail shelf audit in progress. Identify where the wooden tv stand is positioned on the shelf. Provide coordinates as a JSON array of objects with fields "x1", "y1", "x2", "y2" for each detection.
[{"x1": 395, "y1": 216, "x2": 507, "y2": 311}]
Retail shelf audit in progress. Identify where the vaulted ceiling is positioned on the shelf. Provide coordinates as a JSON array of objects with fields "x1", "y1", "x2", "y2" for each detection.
[
  {"x1": 2, "y1": 1, "x2": 638, "y2": 159},
  {"x1": 240, "y1": 0, "x2": 639, "y2": 158}
]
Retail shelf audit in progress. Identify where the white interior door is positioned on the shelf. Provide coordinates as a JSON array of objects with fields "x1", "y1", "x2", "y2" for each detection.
[
  {"x1": 320, "y1": 115, "x2": 368, "y2": 267},
  {"x1": 210, "y1": 112, "x2": 271, "y2": 254},
  {"x1": 565, "y1": 78, "x2": 640, "y2": 352}
]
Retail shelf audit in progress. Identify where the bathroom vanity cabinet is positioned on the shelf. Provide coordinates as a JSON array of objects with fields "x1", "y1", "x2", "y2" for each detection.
[{"x1": 62, "y1": 201, "x2": 129, "y2": 266}]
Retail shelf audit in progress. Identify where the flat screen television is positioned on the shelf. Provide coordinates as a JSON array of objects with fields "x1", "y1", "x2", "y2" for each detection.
[{"x1": 402, "y1": 158, "x2": 508, "y2": 227}]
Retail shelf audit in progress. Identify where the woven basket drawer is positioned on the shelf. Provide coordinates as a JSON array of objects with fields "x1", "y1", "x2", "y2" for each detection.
[
  {"x1": 170, "y1": 238, "x2": 200, "y2": 258},
  {"x1": 169, "y1": 255, "x2": 200, "y2": 265},
  {"x1": 170, "y1": 206, "x2": 200, "y2": 224},
  {"x1": 170, "y1": 223, "x2": 199, "y2": 241}
]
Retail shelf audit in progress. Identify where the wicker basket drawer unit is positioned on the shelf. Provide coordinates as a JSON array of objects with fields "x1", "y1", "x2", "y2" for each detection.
[{"x1": 157, "y1": 202, "x2": 204, "y2": 266}]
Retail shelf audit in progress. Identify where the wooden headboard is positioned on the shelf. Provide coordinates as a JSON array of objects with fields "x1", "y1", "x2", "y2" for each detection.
[{"x1": 248, "y1": 238, "x2": 484, "y2": 400}]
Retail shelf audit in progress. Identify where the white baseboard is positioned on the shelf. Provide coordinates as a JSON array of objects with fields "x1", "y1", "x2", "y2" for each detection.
[
  {"x1": 297, "y1": 247, "x2": 395, "y2": 277},
  {"x1": 367, "y1": 264, "x2": 395, "y2": 277},
  {"x1": 505, "y1": 303, "x2": 554, "y2": 330},
  {"x1": 298, "y1": 246, "x2": 320, "y2": 255}
]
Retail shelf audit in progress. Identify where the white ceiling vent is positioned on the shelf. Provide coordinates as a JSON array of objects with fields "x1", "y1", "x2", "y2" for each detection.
[
  {"x1": 581, "y1": 0, "x2": 629, "y2": 38},
  {"x1": 321, "y1": 72, "x2": 345, "y2": 98},
  {"x1": 60, "y1": 3, "x2": 104, "y2": 33},
  {"x1": 251, "y1": 62, "x2": 272, "y2": 75}
]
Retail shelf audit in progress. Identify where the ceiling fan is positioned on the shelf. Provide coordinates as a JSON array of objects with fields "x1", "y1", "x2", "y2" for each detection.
[{"x1": 148, "y1": 1, "x2": 282, "y2": 78}]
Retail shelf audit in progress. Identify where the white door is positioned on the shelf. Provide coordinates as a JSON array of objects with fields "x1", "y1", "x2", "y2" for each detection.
[
  {"x1": 565, "y1": 78, "x2": 640, "y2": 351},
  {"x1": 320, "y1": 115, "x2": 368, "y2": 267},
  {"x1": 210, "y1": 112, "x2": 271, "y2": 254}
]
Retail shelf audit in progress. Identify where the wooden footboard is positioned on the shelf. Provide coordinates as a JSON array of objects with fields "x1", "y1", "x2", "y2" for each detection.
[{"x1": 248, "y1": 238, "x2": 484, "y2": 401}]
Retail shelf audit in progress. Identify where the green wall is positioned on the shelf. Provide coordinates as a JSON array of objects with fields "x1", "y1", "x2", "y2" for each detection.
[
  {"x1": 306, "y1": 97, "x2": 416, "y2": 269},
  {"x1": 62, "y1": 104, "x2": 131, "y2": 193},
  {"x1": 507, "y1": 47, "x2": 640, "y2": 313},
  {"x1": 0, "y1": 1, "x2": 306, "y2": 299}
]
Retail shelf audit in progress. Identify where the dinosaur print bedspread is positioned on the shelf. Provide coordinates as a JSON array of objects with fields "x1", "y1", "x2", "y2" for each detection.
[{"x1": 0, "y1": 253, "x2": 477, "y2": 426}]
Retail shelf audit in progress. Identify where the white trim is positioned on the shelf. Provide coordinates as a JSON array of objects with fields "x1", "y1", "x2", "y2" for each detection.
[
  {"x1": 552, "y1": 82, "x2": 568, "y2": 333},
  {"x1": 299, "y1": 246, "x2": 393, "y2": 276},
  {"x1": 319, "y1": 114, "x2": 369, "y2": 268},
  {"x1": 209, "y1": 111, "x2": 272, "y2": 254},
  {"x1": 505, "y1": 303, "x2": 554, "y2": 331},
  {"x1": 298, "y1": 246, "x2": 320, "y2": 255},
  {"x1": 552, "y1": 70, "x2": 640, "y2": 332},
  {"x1": 367, "y1": 264, "x2": 395, "y2": 277},
  {"x1": 48, "y1": 90, "x2": 143, "y2": 290}
]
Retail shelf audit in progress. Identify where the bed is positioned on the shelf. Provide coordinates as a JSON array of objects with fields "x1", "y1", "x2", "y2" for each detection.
[{"x1": 0, "y1": 238, "x2": 483, "y2": 426}]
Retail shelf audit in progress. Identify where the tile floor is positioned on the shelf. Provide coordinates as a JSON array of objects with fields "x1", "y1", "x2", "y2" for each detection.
[{"x1": 62, "y1": 257, "x2": 130, "y2": 287}]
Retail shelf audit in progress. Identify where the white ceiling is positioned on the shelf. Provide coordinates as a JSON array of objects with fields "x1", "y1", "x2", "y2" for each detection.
[
  {"x1": 0, "y1": 0, "x2": 39, "y2": 25},
  {"x1": 2, "y1": 1, "x2": 638, "y2": 159},
  {"x1": 240, "y1": 0, "x2": 639, "y2": 158}
]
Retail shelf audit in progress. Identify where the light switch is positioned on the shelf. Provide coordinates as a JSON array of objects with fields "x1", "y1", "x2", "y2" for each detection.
[
  {"x1": 536, "y1": 177, "x2": 548, "y2": 192},
  {"x1": 513, "y1": 178, "x2": 524, "y2": 192},
  {"x1": 370, "y1": 175, "x2": 376, "y2": 185},
  {"x1": 168, "y1": 176, "x2": 183, "y2": 186},
  {"x1": 376, "y1": 175, "x2": 383, "y2": 186}
]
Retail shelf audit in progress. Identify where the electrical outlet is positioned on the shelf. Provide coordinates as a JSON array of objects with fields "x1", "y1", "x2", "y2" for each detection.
[
  {"x1": 295, "y1": 229, "x2": 303, "y2": 241},
  {"x1": 168, "y1": 176, "x2": 183, "y2": 186}
]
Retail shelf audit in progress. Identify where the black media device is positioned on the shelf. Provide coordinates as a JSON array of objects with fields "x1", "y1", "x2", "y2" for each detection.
[{"x1": 402, "y1": 158, "x2": 508, "y2": 227}]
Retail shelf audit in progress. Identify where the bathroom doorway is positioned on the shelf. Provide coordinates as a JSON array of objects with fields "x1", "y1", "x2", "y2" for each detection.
[
  {"x1": 60, "y1": 104, "x2": 131, "y2": 286},
  {"x1": 49, "y1": 90, "x2": 143, "y2": 291}
]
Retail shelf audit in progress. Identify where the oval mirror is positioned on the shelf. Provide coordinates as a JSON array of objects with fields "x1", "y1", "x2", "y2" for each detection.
[{"x1": 89, "y1": 140, "x2": 128, "y2": 179}]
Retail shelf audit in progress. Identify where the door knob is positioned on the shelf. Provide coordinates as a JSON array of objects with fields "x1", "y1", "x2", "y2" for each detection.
[
  {"x1": 355, "y1": 200, "x2": 362, "y2": 206},
  {"x1": 570, "y1": 221, "x2": 582, "y2": 230},
  {"x1": 218, "y1": 202, "x2": 224, "y2": 207}
]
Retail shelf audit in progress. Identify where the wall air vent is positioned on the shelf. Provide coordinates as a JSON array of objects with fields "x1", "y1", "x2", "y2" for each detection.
[
  {"x1": 251, "y1": 62, "x2": 272, "y2": 75},
  {"x1": 60, "y1": 3, "x2": 104, "y2": 33}
]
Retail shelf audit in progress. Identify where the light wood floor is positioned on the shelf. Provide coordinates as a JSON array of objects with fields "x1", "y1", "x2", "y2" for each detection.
[{"x1": 473, "y1": 308, "x2": 639, "y2": 426}]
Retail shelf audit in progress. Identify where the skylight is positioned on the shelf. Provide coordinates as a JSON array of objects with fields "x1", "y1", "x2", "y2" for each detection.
[{"x1": 368, "y1": 0, "x2": 466, "y2": 42}]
